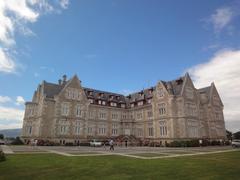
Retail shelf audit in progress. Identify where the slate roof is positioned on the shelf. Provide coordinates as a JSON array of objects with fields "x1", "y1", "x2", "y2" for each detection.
[
  {"x1": 43, "y1": 81, "x2": 64, "y2": 98},
  {"x1": 40, "y1": 75, "x2": 209, "y2": 107}
]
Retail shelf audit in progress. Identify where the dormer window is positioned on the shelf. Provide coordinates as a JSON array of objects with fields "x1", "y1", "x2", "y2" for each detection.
[
  {"x1": 110, "y1": 102, "x2": 117, "y2": 107},
  {"x1": 121, "y1": 104, "x2": 126, "y2": 108},
  {"x1": 137, "y1": 101, "x2": 143, "y2": 106},
  {"x1": 110, "y1": 95, "x2": 114, "y2": 100},
  {"x1": 149, "y1": 88, "x2": 153, "y2": 94},
  {"x1": 99, "y1": 93, "x2": 104, "y2": 98},
  {"x1": 89, "y1": 99, "x2": 94, "y2": 104},
  {"x1": 102, "y1": 101, "x2": 106, "y2": 105},
  {"x1": 116, "y1": 96, "x2": 120, "y2": 100},
  {"x1": 131, "y1": 103, "x2": 134, "y2": 108},
  {"x1": 147, "y1": 99, "x2": 152, "y2": 104},
  {"x1": 88, "y1": 91, "x2": 93, "y2": 96},
  {"x1": 139, "y1": 91, "x2": 144, "y2": 97},
  {"x1": 98, "y1": 100, "x2": 102, "y2": 105}
]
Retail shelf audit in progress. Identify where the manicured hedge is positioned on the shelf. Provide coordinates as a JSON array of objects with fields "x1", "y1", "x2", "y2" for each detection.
[{"x1": 166, "y1": 140, "x2": 200, "y2": 147}]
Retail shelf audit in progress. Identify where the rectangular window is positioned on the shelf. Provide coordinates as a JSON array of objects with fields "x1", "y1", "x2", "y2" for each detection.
[
  {"x1": 76, "y1": 105, "x2": 82, "y2": 117},
  {"x1": 88, "y1": 127, "x2": 92, "y2": 134},
  {"x1": 137, "y1": 101, "x2": 143, "y2": 106},
  {"x1": 99, "y1": 112, "x2": 106, "y2": 119},
  {"x1": 148, "y1": 127, "x2": 154, "y2": 136},
  {"x1": 61, "y1": 103, "x2": 69, "y2": 116},
  {"x1": 159, "y1": 103, "x2": 166, "y2": 115},
  {"x1": 137, "y1": 128, "x2": 143, "y2": 137},
  {"x1": 147, "y1": 111, "x2": 153, "y2": 118},
  {"x1": 137, "y1": 113, "x2": 142, "y2": 119}
]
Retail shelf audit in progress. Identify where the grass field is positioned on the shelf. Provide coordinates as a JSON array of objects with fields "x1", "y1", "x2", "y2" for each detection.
[{"x1": 0, "y1": 151, "x2": 240, "y2": 180}]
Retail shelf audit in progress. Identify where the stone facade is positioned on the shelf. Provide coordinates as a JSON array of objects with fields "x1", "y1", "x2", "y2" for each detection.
[{"x1": 21, "y1": 73, "x2": 226, "y2": 145}]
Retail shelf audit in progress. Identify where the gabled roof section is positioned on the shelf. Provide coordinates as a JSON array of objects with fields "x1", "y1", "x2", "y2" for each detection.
[
  {"x1": 162, "y1": 76, "x2": 185, "y2": 95},
  {"x1": 43, "y1": 81, "x2": 64, "y2": 98}
]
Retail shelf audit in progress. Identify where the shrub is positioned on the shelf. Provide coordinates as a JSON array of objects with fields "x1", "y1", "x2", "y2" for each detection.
[
  {"x1": 168, "y1": 140, "x2": 200, "y2": 147},
  {"x1": 79, "y1": 142, "x2": 90, "y2": 146},
  {"x1": 0, "y1": 150, "x2": 6, "y2": 162},
  {"x1": 11, "y1": 137, "x2": 24, "y2": 145},
  {"x1": 65, "y1": 142, "x2": 74, "y2": 146}
]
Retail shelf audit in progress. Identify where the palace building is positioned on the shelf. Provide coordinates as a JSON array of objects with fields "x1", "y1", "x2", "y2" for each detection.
[{"x1": 21, "y1": 73, "x2": 226, "y2": 145}]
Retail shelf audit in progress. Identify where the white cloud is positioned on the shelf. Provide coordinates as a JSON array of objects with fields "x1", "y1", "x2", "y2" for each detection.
[
  {"x1": 15, "y1": 96, "x2": 25, "y2": 106},
  {"x1": 60, "y1": 0, "x2": 69, "y2": 9},
  {"x1": 0, "y1": 0, "x2": 69, "y2": 74},
  {"x1": 210, "y1": 7, "x2": 234, "y2": 33},
  {"x1": 0, "y1": 96, "x2": 11, "y2": 103},
  {"x1": 187, "y1": 49, "x2": 240, "y2": 130},
  {"x1": 0, "y1": 105, "x2": 24, "y2": 129},
  {"x1": 0, "y1": 47, "x2": 15, "y2": 73}
]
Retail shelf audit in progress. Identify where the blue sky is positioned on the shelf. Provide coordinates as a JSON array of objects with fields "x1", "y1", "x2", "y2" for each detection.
[{"x1": 0, "y1": 0, "x2": 240, "y2": 132}]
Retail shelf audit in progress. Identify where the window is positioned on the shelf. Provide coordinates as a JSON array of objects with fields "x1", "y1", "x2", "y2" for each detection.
[
  {"x1": 98, "y1": 100, "x2": 102, "y2": 105},
  {"x1": 110, "y1": 102, "x2": 117, "y2": 107},
  {"x1": 137, "y1": 128, "x2": 143, "y2": 137},
  {"x1": 187, "y1": 120, "x2": 198, "y2": 137},
  {"x1": 112, "y1": 113, "x2": 118, "y2": 120},
  {"x1": 76, "y1": 105, "x2": 82, "y2": 117},
  {"x1": 26, "y1": 126, "x2": 32, "y2": 134},
  {"x1": 185, "y1": 103, "x2": 197, "y2": 116},
  {"x1": 137, "y1": 101, "x2": 143, "y2": 106},
  {"x1": 148, "y1": 127, "x2": 154, "y2": 137},
  {"x1": 112, "y1": 124, "x2": 118, "y2": 135},
  {"x1": 147, "y1": 99, "x2": 152, "y2": 104},
  {"x1": 60, "y1": 126, "x2": 67, "y2": 134},
  {"x1": 75, "y1": 126, "x2": 80, "y2": 135},
  {"x1": 98, "y1": 127, "x2": 106, "y2": 135},
  {"x1": 99, "y1": 112, "x2": 107, "y2": 119},
  {"x1": 159, "y1": 103, "x2": 166, "y2": 115},
  {"x1": 74, "y1": 121, "x2": 81, "y2": 135},
  {"x1": 121, "y1": 104, "x2": 126, "y2": 108},
  {"x1": 147, "y1": 111, "x2": 153, "y2": 118},
  {"x1": 122, "y1": 113, "x2": 127, "y2": 119},
  {"x1": 61, "y1": 103, "x2": 69, "y2": 116},
  {"x1": 102, "y1": 101, "x2": 106, "y2": 105},
  {"x1": 131, "y1": 103, "x2": 134, "y2": 108},
  {"x1": 89, "y1": 99, "x2": 94, "y2": 104},
  {"x1": 88, "y1": 127, "x2": 93, "y2": 134},
  {"x1": 137, "y1": 113, "x2": 142, "y2": 120},
  {"x1": 159, "y1": 121, "x2": 167, "y2": 136},
  {"x1": 158, "y1": 88, "x2": 164, "y2": 98}
]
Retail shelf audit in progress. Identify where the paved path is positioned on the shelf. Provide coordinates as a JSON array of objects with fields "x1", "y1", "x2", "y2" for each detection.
[
  {"x1": 3, "y1": 145, "x2": 239, "y2": 159},
  {"x1": 36, "y1": 147, "x2": 240, "y2": 159},
  {"x1": 0, "y1": 145, "x2": 14, "y2": 154}
]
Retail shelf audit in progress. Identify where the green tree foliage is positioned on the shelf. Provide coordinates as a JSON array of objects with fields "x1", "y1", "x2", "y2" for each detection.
[
  {"x1": 233, "y1": 131, "x2": 240, "y2": 139},
  {"x1": 226, "y1": 130, "x2": 233, "y2": 140},
  {"x1": 0, "y1": 134, "x2": 4, "y2": 140}
]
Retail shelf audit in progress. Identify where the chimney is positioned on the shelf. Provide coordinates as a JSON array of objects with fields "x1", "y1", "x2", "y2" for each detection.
[
  {"x1": 62, "y1": 74, "x2": 67, "y2": 84},
  {"x1": 58, "y1": 79, "x2": 62, "y2": 85}
]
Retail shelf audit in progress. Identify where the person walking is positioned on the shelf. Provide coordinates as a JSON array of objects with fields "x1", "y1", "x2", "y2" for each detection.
[{"x1": 109, "y1": 139, "x2": 114, "y2": 151}]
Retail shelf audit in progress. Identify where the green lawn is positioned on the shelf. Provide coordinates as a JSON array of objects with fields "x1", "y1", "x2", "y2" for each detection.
[{"x1": 0, "y1": 151, "x2": 240, "y2": 180}]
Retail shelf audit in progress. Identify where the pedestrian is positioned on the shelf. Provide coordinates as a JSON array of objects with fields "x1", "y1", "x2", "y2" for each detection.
[
  {"x1": 125, "y1": 140, "x2": 128, "y2": 148},
  {"x1": 103, "y1": 141, "x2": 106, "y2": 150},
  {"x1": 109, "y1": 139, "x2": 114, "y2": 151}
]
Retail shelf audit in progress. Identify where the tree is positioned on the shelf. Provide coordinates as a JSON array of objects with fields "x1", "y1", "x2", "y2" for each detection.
[
  {"x1": 226, "y1": 130, "x2": 232, "y2": 141},
  {"x1": 0, "y1": 134, "x2": 4, "y2": 140},
  {"x1": 233, "y1": 131, "x2": 240, "y2": 139}
]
